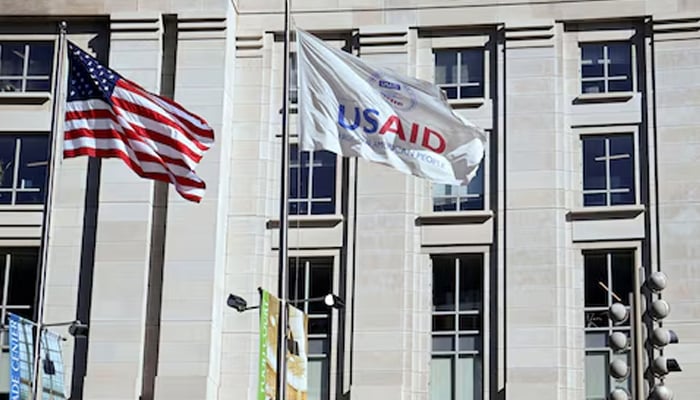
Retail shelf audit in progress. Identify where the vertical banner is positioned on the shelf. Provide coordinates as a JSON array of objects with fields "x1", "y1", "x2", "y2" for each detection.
[
  {"x1": 8, "y1": 313, "x2": 33, "y2": 400},
  {"x1": 40, "y1": 330, "x2": 67, "y2": 399},
  {"x1": 258, "y1": 289, "x2": 309, "y2": 400},
  {"x1": 286, "y1": 303, "x2": 308, "y2": 400}
]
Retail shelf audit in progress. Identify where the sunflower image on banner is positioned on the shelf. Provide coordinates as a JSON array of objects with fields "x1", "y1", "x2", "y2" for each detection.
[{"x1": 258, "y1": 289, "x2": 308, "y2": 400}]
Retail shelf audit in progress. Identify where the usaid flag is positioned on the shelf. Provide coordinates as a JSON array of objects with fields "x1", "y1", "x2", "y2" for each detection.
[{"x1": 297, "y1": 29, "x2": 486, "y2": 184}]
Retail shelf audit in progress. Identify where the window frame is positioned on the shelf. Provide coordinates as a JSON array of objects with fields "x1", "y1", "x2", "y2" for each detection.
[
  {"x1": 288, "y1": 142, "x2": 341, "y2": 217},
  {"x1": 582, "y1": 249, "x2": 637, "y2": 400},
  {"x1": 574, "y1": 126, "x2": 640, "y2": 209},
  {"x1": 433, "y1": 48, "x2": 486, "y2": 101},
  {"x1": 429, "y1": 252, "x2": 487, "y2": 400},
  {"x1": 0, "y1": 39, "x2": 56, "y2": 95},
  {"x1": 579, "y1": 42, "x2": 634, "y2": 95},
  {"x1": 0, "y1": 133, "x2": 50, "y2": 206}
]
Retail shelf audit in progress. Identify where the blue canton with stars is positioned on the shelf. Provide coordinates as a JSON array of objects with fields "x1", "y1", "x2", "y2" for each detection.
[{"x1": 67, "y1": 42, "x2": 120, "y2": 105}]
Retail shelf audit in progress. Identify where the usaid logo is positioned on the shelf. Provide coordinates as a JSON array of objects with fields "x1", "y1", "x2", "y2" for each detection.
[{"x1": 368, "y1": 72, "x2": 416, "y2": 111}]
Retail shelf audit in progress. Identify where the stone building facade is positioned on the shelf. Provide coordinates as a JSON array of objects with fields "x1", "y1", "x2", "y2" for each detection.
[{"x1": 0, "y1": 0, "x2": 698, "y2": 399}]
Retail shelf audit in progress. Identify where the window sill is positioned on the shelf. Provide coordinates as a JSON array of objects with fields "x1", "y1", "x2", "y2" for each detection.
[
  {"x1": 0, "y1": 92, "x2": 51, "y2": 105},
  {"x1": 416, "y1": 210, "x2": 493, "y2": 226},
  {"x1": 448, "y1": 98, "x2": 485, "y2": 109},
  {"x1": 266, "y1": 214, "x2": 343, "y2": 229},
  {"x1": 573, "y1": 92, "x2": 635, "y2": 104},
  {"x1": 566, "y1": 204, "x2": 644, "y2": 221}
]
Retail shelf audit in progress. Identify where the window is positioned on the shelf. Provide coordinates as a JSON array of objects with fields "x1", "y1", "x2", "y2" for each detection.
[
  {"x1": 582, "y1": 134, "x2": 635, "y2": 207},
  {"x1": 431, "y1": 254, "x2": 483, "y2": 400},
  {"x1": 435, "y1": 49, "x2": 484, "y2": 100},
  {"x1": 433, "y1": 160, "x2": 485, "y2": 212},
  {"x1": 288, "y1": 257, "x2": 333, "y2": 400},
  {"x1": 0, "y1": 134, "x2": 49, "y2": 205},
  {"x1": 580, "y1": 43, "x2": 632, "y2": 94},
  {"x1": 0, "y1": 42, "x2": 54, "y2": 93},
  {"x1": 584, "y1": 251, "x2": 634, "y2": 400},
  {"x1": 289, "y1": 144, "x2": 337, "y2": 215}
]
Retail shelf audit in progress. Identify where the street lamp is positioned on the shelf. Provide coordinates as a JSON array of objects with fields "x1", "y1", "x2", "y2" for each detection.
[{"x1": 226, "y1": 292, "x2": 345, "y2": 312}]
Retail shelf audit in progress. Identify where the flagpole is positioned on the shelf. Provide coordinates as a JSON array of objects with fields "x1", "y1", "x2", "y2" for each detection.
[
  {"x1": 275, "y1": 0, "x2": 292, "y2": 399},
  {"x1": 31, "y1": 20, "x2": 67, "y2": 400}
]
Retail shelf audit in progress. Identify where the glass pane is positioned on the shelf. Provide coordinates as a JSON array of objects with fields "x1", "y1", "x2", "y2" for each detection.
[
  {"x1": 307, "y1": 357, "x2": 328, "y2": 400},
  {"x1": 459, "y1": 255, "x2": 481, "y2": 310},
  {"x1": 0, "y1": 136, "x2": 17, "y2": 189},
  {"x1": 433, "y1": 257, "x2": 456, "y2": 311},
  {"x1": 308, "y1": 316, "x2": 328, "y2": 335},
  {"x1": 585, "y1": 352, "x2": 609, "y2": 399},
  {"x1": 459, "y1": 85, "x2": 483, "y2": 99},
  {"x1": 582, "y1": 137, "x2": 606, "y2": 191},
  {"x1": 434, "y1": 197, "x2": 458, "y2": 212},
  {"x1": 25, "y1": 79, "x2": 50, "y2": 92},
  {"x1": 435, "y1": 51, "x2": 457, "y2": 85},
  {"x1": 432, "y1": 335, "x2": 455, "y2": 352},
  {"x1": 308, "y1": 262, "x2": 332, "y2": 313},
  {"x1": 611, "y1": 252, "x2": 634, "y2": 306},
  {"x1": 287, "y1": 260, "x2": 306, "y2": 303},
  {"x1": 584, "y1": 254, "x2": 608, "y2": 307},
  {"x1": 459, "y1": 314, "x2": 481, "y2": 331},
  {"x1": 16, "y1": 136, "x2": 48, "y2": 204},
  {"x1": 608, "y1": 43, "x2": 631, "y2": 78},
  {"x1": 7, "y1": 251, "x2": 39, "y2": 318},
  {"x1": 433, "y1": 315, "x2": 455, "y2": 331},
  {"x1": 442, "y1": 86, "x2": 458, "y2": 100},
  {"x1": 27, "y1": 43, "x2": 54, "y2": 76},
  {"x1": 460, "y1": 50, "x2": 484, "y2": 85},
  {"x1": 430, "y1": 357, "x2": 453, "y2": 400},
  {"x1": 585, "y1": 310, "x2": 609, "y2": 329},
  {"x1": 457, "y1": 355, "x2": 482, "y2": 400},
  {"x1": 0, "y1": 43, "x2": 25, "y2": 76},
  {"x1": 289, "y1": 53, "x2": 298, "y2": 103},
  {"x1": 581, "y1": 44, "x2": 604, "y2": 78},
  {"x1": 585, "y1": 332, "x2": 607, "y2": 348},
  {"x1": 609, "y1": 79, "x2": 632, "y2": 92},
  {"x1": 0, "y1": 253, "x2": 5, "y2": 300},
  {"x1": 458, "y1": 335, "x2": 479, "y2": 352},
  {"x1": 0, "y1": 79, "x2": 21, "y2": 92},
  {"x1": 582, "y1": 80, "x2": 605, "y2": 94},
  {"x1": 584, "y1": 193, "x2": 607, "y2": 207},
  {"x1": 308, "y1": 339, "x2": 327, "y2": 355},
  {"x1": 310, "y1": 201, "x2": 335, "y2": 215}
]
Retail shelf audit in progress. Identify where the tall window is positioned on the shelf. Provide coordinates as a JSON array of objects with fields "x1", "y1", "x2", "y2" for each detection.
[
  {"x1": 580, "y1": 43, "x2": 632, "y2": 94},
  {"x1": 0, "y1": 249, "x2": 39, "y2": 321},
  {"x1": 431, "y1": 254, "x2": 483, "y2": 400},
  {"x1": 433, "y1": 160, "x2": 485, "y2": 212},
  {"x1": 584, "y1": 251, "x2": 634, "y2": 399},
  {"x1": 289, "y1": 144, "x2": 337, "y2": 215},
  {"x1": 0, "y1": 135, "x2": 49, "y2": 205},
  {"x1": 288, "y1": 257, "x2": 333, "y2": 400},
  {"x1": 435, "y1": 49, "x2": 484, "y2": 100},
  {"x1": 0, "y1": 42, "x2": 54, "y2": 92},
  {"x1": 582, "y1": 134, "x2": 635, "y2": 207}
]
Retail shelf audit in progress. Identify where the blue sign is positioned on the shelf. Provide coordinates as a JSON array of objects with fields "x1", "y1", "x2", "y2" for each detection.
[{"x1": 8, "y1": 313, "x2": 24, "y2": 400}]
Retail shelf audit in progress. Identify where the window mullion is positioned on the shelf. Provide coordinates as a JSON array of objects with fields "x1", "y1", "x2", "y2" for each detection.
[
  {"x1": 1, "y1": 254, "x2": 11, "y2": 322},
  {"x1": 22, "y1": 44, "x2": 30, "y2": 92},
  {"x1": 605, "y1": 138, "x2": 612, "y2": 206},
  {"x1": 11, "y1": 138, "x2": 21, "y2": 204}
]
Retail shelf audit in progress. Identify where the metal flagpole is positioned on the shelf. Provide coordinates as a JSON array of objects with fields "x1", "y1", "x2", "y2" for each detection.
[
  {"x1": 275, "y1": 1, "x2": 292, "y2": 399},
  {"x1": 31, "y1": 20, "x2": 68, "y2": 400}
]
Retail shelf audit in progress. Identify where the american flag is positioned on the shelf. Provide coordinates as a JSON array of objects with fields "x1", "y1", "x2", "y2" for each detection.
[{"x1": 64, "y1": 41, "x2": 215, "y2": 203}]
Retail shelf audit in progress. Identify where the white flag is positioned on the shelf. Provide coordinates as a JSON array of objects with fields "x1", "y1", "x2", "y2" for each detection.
[{"x1": 297, "y1": 29, "x2": 486, "y2": 185}]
